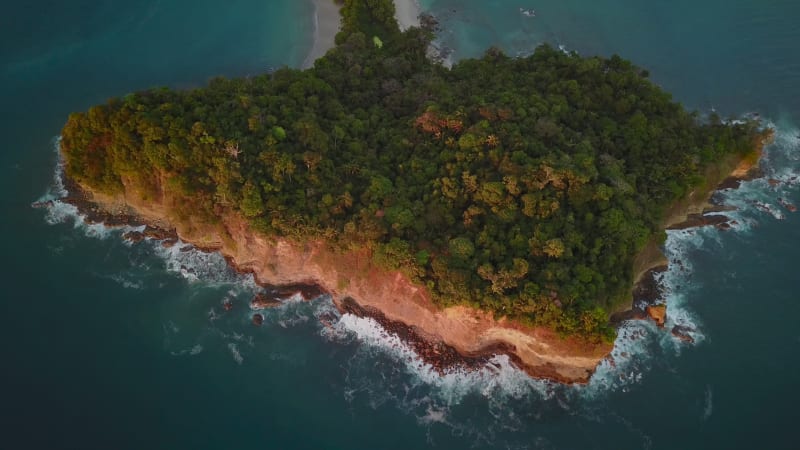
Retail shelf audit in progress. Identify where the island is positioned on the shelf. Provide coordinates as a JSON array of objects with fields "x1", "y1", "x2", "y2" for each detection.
[{"x1": 58, "y1": 0, "x2": 767, "y2": 383}]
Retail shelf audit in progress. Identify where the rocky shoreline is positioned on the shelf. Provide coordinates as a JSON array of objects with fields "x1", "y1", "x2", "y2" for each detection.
[
  {"x1": 51, "y1": 177, "x2": 610, "y2": 384},
  {"x1": 617, "y1": 129, "x2": 796, "y2": 334},
  {"x1": 47, "y1": 129, "x2": 788, "y2": 383},
  {"x1": 335, "y1": 297, "x2": 517, "y2": 374}
]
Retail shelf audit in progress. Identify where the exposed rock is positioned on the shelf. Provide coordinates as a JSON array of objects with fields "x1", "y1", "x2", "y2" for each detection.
[
  {"x1": 250, "y1": 293, "x2": 283, "y2": 310},
  {"x1": 252, "y1": 313, "x2": 264, "y2": 326},
  {"x1": 161, "y1": 238, "x2": 178, "y2": 248},
  {"x1": 702, "y1": 204, "x2": 738, "y2": 214},
  {"x1": 718, "y1": 167, "x2": 764, "y2": 190},
  {"x1": 30, "y1": 200, "x2": 54, "y2": 209},
  {"x1": 318, "y1": 311, "x2": 338, "y2": 329},
  {"x1": 122, "y1": 230, "x2": 145, "y2": 243},
  {"x1": 671, "y1": 325, "x2": 695, "y2": 343},
  {"x1": 667, "y1": 213, "x2": 730, "y2": 230},
  {"x1": 419, "y1": 12, "x2": 440, "y2": 31},
  {"x1": 646, "y1": 304, "x2": 667, "y2": 327},
  {"x1": 778, "y1": 198, "x2": 797, "y2": 212},
  {"x1": 122, "y1": 225, "x2": 176, "y2": 244},
  {"x1": 274, "y1": 284, "x2": 327, "y2": 301},
  {"x1": 142, "y1": 225, "x2": 175, "y2": 240},
  {"x1": 611, "y1": 266, "x2": 665, "y2": 325}
]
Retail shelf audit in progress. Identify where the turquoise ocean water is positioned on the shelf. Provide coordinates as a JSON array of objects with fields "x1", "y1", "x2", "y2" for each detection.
[{"x1": 2, "y1": 1, "x2": 799, "y2": 449}]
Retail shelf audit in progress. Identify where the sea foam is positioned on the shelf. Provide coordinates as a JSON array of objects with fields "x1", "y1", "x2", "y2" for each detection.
[{"x1": 327, "y1": 313, "x2": 554, "y2": 404}]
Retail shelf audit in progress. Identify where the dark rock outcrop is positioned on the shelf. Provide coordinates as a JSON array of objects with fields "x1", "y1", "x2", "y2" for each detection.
[
  {"x1": 671, "y1": 325, "x2": 695, "y2": 343},
  {"x1": 646, "y1": 304, "x2": 667, "y2": 327},
  {"x1": 250, "y1": 293, "x2": 283, "y2": 310}
]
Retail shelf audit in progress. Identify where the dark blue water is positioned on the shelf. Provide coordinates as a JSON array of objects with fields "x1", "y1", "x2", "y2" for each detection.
[{"x1": 3, "y1": 1, "x2": 799, "y2": 449}]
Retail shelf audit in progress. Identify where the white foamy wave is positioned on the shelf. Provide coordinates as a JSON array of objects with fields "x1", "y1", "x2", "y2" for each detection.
[
  {"x1": 659, "y1": 228, "x2": 711, "y2": 344},
  {"x1": 42, "y1": 199, "x2": 78, "y2": 224},
  {"x1": 39, "y1": 136, "x2": 68, "y2": 200},
  {"x1": 718, "y1": 121, "x2": 800, "y2": 227},
  {"x1": 170, "y1": 344, "x2": 204, "y2": 357},
  {"x1": 152, "y1": 241, "x2": 259, "y2": 289},
  {"x1": 586, "y1": 321, "x2": 652, "y2": 394},
  {"x1": 328, "y1": 313, "x2": 555, "y2": 405},
  {"x1": 228, "y1": 343, "x2": 244, "y2": 364},
  {"x1": 588, "y1": 227, "x2": 710, "y2": 394},
  {"x1": 42, "y1": 197, "x2": 143, "y2": 239},
  {"x1": 703, "y1": 385, "x2": 713, "y2": 420},
  {"x1": 107, "y1": 273, "x2": 144, "y2": 289}
]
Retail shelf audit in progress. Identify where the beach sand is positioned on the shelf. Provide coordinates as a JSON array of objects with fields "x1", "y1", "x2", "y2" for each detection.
[
  {"x1": 394, "y1": 0, "x2": 421, "y2": 30},
  {"x1": 302, "y1": 0, "x2": 342, "y2": 69},
  {"x1": 302, "y1": 0, "x2": 422, "y2": 69}
]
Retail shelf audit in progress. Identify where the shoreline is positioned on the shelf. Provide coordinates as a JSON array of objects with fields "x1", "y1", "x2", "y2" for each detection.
[
  {"x1": 59, "y1": 178, "x2": 610, "y2": 384},
  {"x1": 301, "y1": 0, "x2": 342, "y2": 69},
  {"x1": 301, "y1": 0, "x2": 421, "y2": 69},
  {"x1": 53, "y1": 130, "x2": 776, "y2": 384}
]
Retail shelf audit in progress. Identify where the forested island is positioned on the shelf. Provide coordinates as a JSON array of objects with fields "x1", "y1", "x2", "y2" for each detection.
[{"x1": 61, "y1": 0, "x2": 762, "y2": 345}]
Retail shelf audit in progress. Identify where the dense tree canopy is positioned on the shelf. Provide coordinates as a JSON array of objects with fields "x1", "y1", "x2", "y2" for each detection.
[{"x1": 61, "y1": 0, "x2": 760, "y2": 339}]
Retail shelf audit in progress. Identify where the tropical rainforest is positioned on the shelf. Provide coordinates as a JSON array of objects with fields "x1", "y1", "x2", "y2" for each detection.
[{"x1": 61, "y1": 0, "x2": 761, "y2": 339}]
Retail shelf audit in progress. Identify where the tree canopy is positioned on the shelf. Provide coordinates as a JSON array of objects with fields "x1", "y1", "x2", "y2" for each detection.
[{"x1": 61, "y1": 0, "x2": 761, "y2": 340}]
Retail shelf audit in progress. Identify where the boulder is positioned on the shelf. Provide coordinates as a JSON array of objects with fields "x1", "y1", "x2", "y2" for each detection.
[
  {"x1": 250, "y1": 293, "x2": 283, "y2": 310},
  {"x1": 142, "y1": 225, "x2": 173, "y2": 240},
  {"x1": 646, "y1": 304, "x2": 667, "y2": 327},
  {"x1": 122, "y1": 230, "x2": 145, "y2": 243},
  {"x1": 671, "y1": 325, "x2": 695, "y2": 343},
  {"x1": 252, "y1": 313, "x2": 264, "y2": 326}
]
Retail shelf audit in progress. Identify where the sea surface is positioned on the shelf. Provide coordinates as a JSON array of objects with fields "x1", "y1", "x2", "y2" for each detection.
[{"x1": 2, "y1": 1, "x2": 799, "y2": 449}]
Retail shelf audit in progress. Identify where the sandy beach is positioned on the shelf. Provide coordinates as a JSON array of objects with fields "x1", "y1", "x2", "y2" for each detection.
[
  {"x1": 394, "y1": 0, "x2": 421, "y2": 30},
  {"x1": 302, "y1": 0, "x2": 342, "y2": 69},
  {"x1": 302, "y1": 0, "x2": 422, "y2": 68}
]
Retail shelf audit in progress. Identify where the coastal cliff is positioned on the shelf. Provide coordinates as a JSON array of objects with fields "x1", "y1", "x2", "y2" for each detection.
[
  {"x1": 63, "y1": 127, "x2": 770, "y2": 383},
  {"x1": 68, "y1": 180, "x2": 611, "y2": 383}
]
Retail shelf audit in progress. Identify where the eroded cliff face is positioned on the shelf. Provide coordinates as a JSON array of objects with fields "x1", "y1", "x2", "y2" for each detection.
[
  {"x1": 79, "y1": 180, "x2": 612, "y2": 384},
  {"x1": 66, "y1": 130, "x2": 774, "y2": 384}
]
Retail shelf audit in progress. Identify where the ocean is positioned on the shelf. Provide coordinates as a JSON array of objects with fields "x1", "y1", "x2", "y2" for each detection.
[{"x1": 2, "y1": 1, "x2": 799, "y2": 449}]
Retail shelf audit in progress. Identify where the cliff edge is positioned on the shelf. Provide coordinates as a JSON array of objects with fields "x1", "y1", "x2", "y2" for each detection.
[{"x1": 69, "y1": 180, "x2": 612, "y2": 384}]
